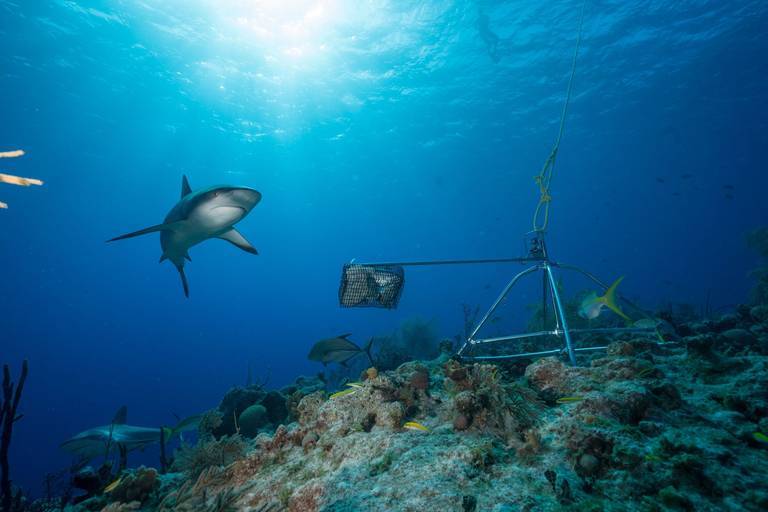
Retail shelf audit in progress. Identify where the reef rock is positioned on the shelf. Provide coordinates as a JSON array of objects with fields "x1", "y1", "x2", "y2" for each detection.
[
  {"x1": 214, "y1": 386, "x2": 266, "y2": 437},
  {"x1": 108, "y1": 466, "x2": 158, "y2": 504},
  {"x1": 238, "y1": 404, "x2": 269, "y2": 437},
  {"x1": 72, "y1": 467, "x2": 102, "y2": 496},
  {"x1": 78, "y1": 309, "x2": 768, "y2": 512}
]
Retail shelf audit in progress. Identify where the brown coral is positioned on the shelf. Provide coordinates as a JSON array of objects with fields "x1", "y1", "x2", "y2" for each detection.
[
  {"x1": 109, "y1": 466, "x2": 158, "y2": 504},
  {"x1": 301, "y1": 432, "x2": 319, "y2": 451},
  {"x1": 453, "y1": 414, "x2": 470, "y2": 431},
  {"x1": 296, "y1": 391, "x2": 326, "y2": 426},
  {"x1": 525, "y1": 357, "x2": 580, "y2": 395},
  {"x1": 444, "y1": 359, "x2": 469, "y2": 385},
  {"x1": 171, "y1": 435, "x2": 250, "y2": 478},
  {"x1": 408, "y1": 366, "x2": 430, "y2": 391}
]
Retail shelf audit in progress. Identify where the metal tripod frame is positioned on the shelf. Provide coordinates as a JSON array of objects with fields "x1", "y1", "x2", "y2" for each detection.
[
  {"x1": 456, "y1": 234, "x2": 653, "y2": 365},
  {"x1": 343, "y1": 234, "x2": 653, "y2": 365}
]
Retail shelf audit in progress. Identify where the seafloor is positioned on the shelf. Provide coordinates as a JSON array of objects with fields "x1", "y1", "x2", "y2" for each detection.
[{"x1": 30, "y1": 304, "x2": 768, "y2": 512}]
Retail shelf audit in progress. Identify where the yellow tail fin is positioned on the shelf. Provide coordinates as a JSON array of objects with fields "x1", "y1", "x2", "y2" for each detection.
[{"x1": 601, "y1": 276, "x2": 631, "y2": 321}]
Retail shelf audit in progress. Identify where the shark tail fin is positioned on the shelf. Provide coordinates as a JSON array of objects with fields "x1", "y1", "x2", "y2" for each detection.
[
  {"x1": 601, "y1": 277, "x2": 631, "y2": 321},
  {"x1": 363, "y1": 337, "x2": 375, "y2": 367},
  {"x1": 176, "y1": 264, "x2": 190, "y2": 298}
]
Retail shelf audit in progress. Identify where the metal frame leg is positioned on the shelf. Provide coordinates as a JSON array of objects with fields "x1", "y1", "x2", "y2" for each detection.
[
  {"x1": 457, "y1": 261, "x2": 654, "y2": 365},
  {"x1": 457, "y1": 265, "x2": 540, "y2": 357},
  {"x1": 541, "y1": 271, "x2": 549, "y2": 331},
  {"x1": 544, "y1": 264, "x2": 576, "y2": 365}
]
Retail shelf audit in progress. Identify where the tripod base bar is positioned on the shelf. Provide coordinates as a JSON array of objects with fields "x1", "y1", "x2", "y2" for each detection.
[
  {"x1": 465, "y1": 348, "x2": 564, "y2": 360},
  {"x1": 569, "y1": 327, "x2": 655, "y2": 335},
  {"x1": 470, "y1": 326, "x2": 656, "y2": 346},
  {"x1": 470, "y1": 330, "x2": 561, "y2": 345},
  {"x1": 455, "y1": 255, "x2": 653, "y2": 365},
  {"x1": 461, "y1": 344, "x2": 611, "y2": 362}
]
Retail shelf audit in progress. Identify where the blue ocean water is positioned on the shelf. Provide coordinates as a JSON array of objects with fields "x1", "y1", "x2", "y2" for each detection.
[{"x1": 1, "y1": 0, "x2": 766, "y2": 497}]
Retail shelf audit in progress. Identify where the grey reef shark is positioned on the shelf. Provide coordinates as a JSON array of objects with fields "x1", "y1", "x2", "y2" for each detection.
[{"x1": 108, "y1": 175, "x2": 261, "y2": 297}]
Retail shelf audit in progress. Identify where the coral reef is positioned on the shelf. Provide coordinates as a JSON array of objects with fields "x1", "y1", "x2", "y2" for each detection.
[
  {"x1": 170, "y1": 435, "x2": 250, "y2": 479},
  {"x1": 108, "y1": 467, "x2": 159, "y2": 504},
  {"x1": 213, "y1": 386, "x2": 267, "y2": 437},
  {"x1": 238, "y1": 405, "x2": 268, "y2": 437},
  {"x1": 71, "y1": 466, "x2": 105, "y2": 497},
  {"x1": 206, "y1": 381, "x2": 293, "y2": 439},
  {"x1": 36, "y1": 300, "x2": 768, "y2": 511},
  {"x1": 373, "y1": 317, "x2": 441, "y2": 371}
]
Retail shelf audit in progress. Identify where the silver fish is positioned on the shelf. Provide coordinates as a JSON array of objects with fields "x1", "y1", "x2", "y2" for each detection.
[{"x1": 308, "y1": 334, "x2": 374, "y2": 367}]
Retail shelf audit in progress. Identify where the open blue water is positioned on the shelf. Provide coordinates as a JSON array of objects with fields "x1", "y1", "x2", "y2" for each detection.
[{"x1": 1, "y1": 0, "x2": 767, "y2": 496}]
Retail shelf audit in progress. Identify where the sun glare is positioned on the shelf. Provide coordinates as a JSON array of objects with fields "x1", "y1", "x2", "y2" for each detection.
[{"x1": 213, "y1": 0, "x2": 344, "y2": 61}]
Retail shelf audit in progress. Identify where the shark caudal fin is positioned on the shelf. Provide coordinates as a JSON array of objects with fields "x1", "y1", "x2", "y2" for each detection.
[
  {"x1": 175, "y1": 263, "x2": 190, "y2": 298},
  {"x1": 601, "y1": 277, "x2": 631, "y2": 321},
  {"x1": 107, "y1": 221, "x2": 182, "y2": 242}
]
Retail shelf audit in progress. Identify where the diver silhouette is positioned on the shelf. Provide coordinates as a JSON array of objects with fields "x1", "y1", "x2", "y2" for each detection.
[{"x1": 476, "y1": 6, "x2": 501, "y2": 63}]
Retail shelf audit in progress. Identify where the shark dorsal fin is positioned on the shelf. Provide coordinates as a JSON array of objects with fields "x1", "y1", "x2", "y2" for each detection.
[
  {"x1": 112, "y1": 405, "x2": 128, "y2": 425},
  {"x1": 338, "y1": 333, "x2": 352, "y2": 339},
  {"x1": 181, "y1": 175, "x2": 192, "y2": 198}
]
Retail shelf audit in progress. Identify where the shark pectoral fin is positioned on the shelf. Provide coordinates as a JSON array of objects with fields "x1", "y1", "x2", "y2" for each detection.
[
  {"x1": 181, "y1": 175, "x2": 192, "y2": 198},
  {"x1": 175, "y1": 264, "x2": 190, "y2": 298},
  {"x1": 184, "y1": 252, "x2": 192, "y2": 262},
  {"x1": 217, "y1": 228, "x2": 257, "y2": 255},
  {"x1": 107, "y1": 221, "x2": 183, "y2": 243}
]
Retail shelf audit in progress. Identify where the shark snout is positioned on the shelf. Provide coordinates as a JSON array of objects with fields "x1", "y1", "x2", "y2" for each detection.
[
  {"x1": 203, "y1": 187, "x2": 261, "y2": 228},
  {"x1": 228, "y1": 188, "x2": 262, "y2": 212}
]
